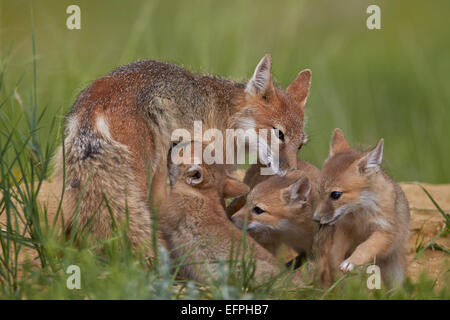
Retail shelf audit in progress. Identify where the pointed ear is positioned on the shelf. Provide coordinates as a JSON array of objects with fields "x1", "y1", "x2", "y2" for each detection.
[
  {"x1": 223, "y1": 177, "x2": 249, "y2": 199},
  {"x1": 281, "y1": 177, "x2": 311, "y2": 206},
  {"x1": 358, "y1": 139, "x2": 384, "y2": 174},
  {"x1": 286, "y1": 69, "x2": 311, "y2": 107},
  {"x1": 245, "y1": 54, "x2": 274, "y2": 96},
  {"x1": 186, "y1": 164, "x2": 203, "y2": 186},
  {"x1": 329, "y1": 128, "x2": 351, "y2": 158}
]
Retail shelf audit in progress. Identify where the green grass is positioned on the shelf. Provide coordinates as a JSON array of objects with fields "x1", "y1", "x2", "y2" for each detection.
[{"x1": 0, "y1": 0, "x2": 449, "y2": 299}]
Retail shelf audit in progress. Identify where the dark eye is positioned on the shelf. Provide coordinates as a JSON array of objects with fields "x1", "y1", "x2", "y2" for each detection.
[
  {"x1": 252, "y1": 206, "x2": 265, "y2": 215},
  {"x1": 273, "y1": 127, "x2": 285, "y2": 142},
  {"x1": 329, "y1": 191, "x2": 343, "y2": 200}
]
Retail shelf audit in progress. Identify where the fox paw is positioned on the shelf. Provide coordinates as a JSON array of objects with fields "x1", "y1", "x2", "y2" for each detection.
[{"x1": 339, "y1": 260, "x2": 354, "y2": 273}]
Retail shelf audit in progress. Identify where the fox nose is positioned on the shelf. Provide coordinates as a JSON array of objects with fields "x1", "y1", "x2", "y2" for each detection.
[{"x1": 230, "y1": 216, "x2": 243, "y2": 229}]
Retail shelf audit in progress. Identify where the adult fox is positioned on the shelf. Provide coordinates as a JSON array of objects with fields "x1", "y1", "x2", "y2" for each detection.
[{"x1": 55, "y1": 54, "x2": 311, "y2": 255}]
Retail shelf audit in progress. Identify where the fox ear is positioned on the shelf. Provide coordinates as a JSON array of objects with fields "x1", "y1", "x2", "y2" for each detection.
[
  {"x1": 329, "y1": 128, "x2": 351, "y2": 158},
  {"x1": 186, "y1": 164, "x2": 203, "y2": 186},
  {"x1": 358, "y1": 139, "x2": 384, "y2": 173},
  {"x1": 223, "y1": 177, "x2": 249, "y2": 199},
  {"x1": 286, "y1": 69, "x2": 311, "y2": 107},
  {"x1": 246, "y1": 54, "x2": 274, "y2": 96},
  {"x1": 281, "y1": 177, "x2": 311, "y2": 206}
]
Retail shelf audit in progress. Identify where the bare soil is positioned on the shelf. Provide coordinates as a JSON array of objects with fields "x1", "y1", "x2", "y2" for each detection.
[{"x1": 401, "y1": 183, "x2": 449, "y2": 289}]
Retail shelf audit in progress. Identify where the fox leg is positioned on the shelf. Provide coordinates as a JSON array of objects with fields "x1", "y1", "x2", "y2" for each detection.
[
  {"x1": 328, "y1": 228, "x2": 354, "y2": 277},
  {"x1": 340, "y1": 230, "x2": 394, "y2": 272},
  {"x1": 316, "y1": 226, "x2": 334, "y2": 286},
  {"x1": 151, "y1": 164, "x2": 168, "y2": 208},
  {"x1": 378, "y1": 251, "x2": 406, "y2": 288},
  {"x1": 317, "y1": 226, "x2": 352, "y2": 286}
]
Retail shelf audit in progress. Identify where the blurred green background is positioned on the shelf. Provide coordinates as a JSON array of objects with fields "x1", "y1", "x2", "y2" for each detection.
[{"x1": 1, "y1": 0, "x2": 449, "y2": 183}]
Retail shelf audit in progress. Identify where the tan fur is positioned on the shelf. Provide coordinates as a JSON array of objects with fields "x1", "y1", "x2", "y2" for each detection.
[
  {"x1": 159, "y1": 142, "x2": 294, "y2": 283},
  {"x1": 230, "y1": 159, "x2": 320, "y2": 259},
  {"x1": 314, "y1": 129, "x2": 410, "y2": 288},
  {"x1": 57, "y1": 56, "x2": 312, "y2": 255},
  {"x1": 226, "y1": 158, "x2": 318, "y2": 217}
]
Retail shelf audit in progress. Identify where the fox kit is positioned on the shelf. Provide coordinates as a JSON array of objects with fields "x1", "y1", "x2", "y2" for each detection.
[
  {"x1": 230, "y1": 162, "x2": 320, "y2": 261},
  {"x1": 314, "y1": 129, "x2": 410, "y2": 287},
  {"x1": 159, "y1": 142, "x2": 286, "y2": 283},
  {"x1": 226, "y1": 158, "x2": 317, "y2": 218},
  {"x1": 57, "y1": 55, "x2": 312, "y2": 254}
]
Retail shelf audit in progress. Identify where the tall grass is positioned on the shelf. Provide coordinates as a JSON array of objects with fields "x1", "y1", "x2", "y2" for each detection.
[
  {"x1": 0, "y1": 55, "x2": 449, "y2": 298},
  {"x1": 0, "y1": 0, "x2": 449, "y2": 299}
]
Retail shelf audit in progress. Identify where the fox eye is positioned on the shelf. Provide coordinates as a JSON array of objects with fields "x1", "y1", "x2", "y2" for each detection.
[
  {"x1": 252, "y1": 206, "x2": 265, "y2": 215},
  {"x1": 329, "y1": 191, "x2": 343, "y2": 200},
  {"x1": 273, "y1": 127, "x2": 285, "y2": 142}
]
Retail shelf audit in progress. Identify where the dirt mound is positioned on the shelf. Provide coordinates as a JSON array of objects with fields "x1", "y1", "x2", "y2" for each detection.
[{"x1": 401, "y1": 183, "x2": 449, "y2": 289}]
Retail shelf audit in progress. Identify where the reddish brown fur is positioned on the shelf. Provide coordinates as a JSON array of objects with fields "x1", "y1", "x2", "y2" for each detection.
[{"x1": 56, "y1": 55, "x2": 311, "y2": 257}]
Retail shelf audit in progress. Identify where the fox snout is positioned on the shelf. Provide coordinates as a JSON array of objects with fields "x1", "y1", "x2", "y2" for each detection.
[
  {"x1": 230, "y1": 212, "x2": 244, "y2": 230},
  {"x1": 312, "y1": 212, "x2": 334, "y2": 225},
  {"x1": 313, "y1": 210, "x2": 342, "y2": 225},
  {"x1": 312, "y1": 210, "x2": 328, "y2": 224},
  {"x1": 231, "y1": 208, "x2": 252, "y2": 230},
  {"x1": 230, "y1": 214, "x2": 240, "y2": 228},
  {"x1": 313, "y1": 203, "x2": 325, "y2": 223},
  {"x1": 276, "y1": 150, "x2": 298, "y2": 174},
  {"x1": 313, "y1": 203, "x2": 337, "y2": 225},
  {"x1": 286, "y1": 148, "x2": 299, "y2": 171}
]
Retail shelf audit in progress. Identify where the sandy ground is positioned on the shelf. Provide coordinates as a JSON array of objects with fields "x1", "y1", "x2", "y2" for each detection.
[
  {"x1": 400, "y1": 183, "x2": 449, "y2": 288},
  {"x1": 1, "y1": 179, "x2": 449, "y2": 288}
]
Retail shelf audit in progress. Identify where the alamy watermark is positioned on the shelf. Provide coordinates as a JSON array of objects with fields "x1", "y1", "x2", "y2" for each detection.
[
  {"x1": 366, "y1": 264, "x2": 381, "y2": 290},
  {"x1": 66, "y1": 5, "x2": 81, "y2": 30},
  {"x1": 170, "y1": 121, "x2": 282, "y2": 175},
  {"x1": 66, "y1": 265, "x2": 81, "y2": 290},
  {"x1": 366, "y1": 5, "x2": 381, "y2": 30}
]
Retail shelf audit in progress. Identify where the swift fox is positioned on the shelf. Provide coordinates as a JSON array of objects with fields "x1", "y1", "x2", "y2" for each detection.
[
  {"x1": 159, "y1": 141, "x2": 288, "y2": 283},
  {"x1": 230, "y1": 162, "x2": 320, "y2": 260},
  {"x1": 56, "y1": 55, "x2": 311, "y2": 254},
  {"x1": 314, "y1": 129, "x2": 410, "y2": 287}
]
